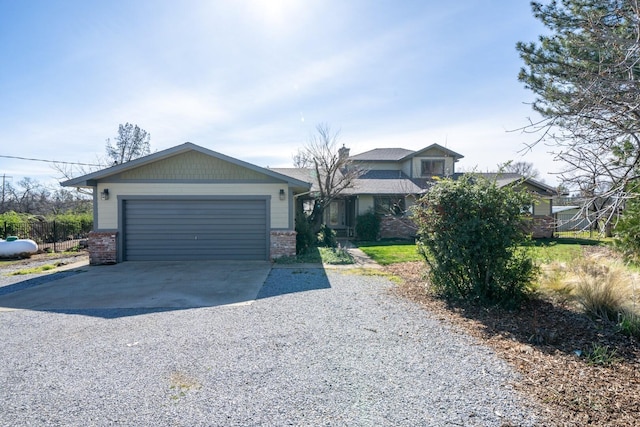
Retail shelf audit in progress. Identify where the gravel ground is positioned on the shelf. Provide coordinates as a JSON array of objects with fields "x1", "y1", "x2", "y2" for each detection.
[
  {"x1": 0, "y1": 267, "x2": 544, "y2": 426},
  {"x1": 0, "y1": 254, "x2": 87, "y2": 296}
]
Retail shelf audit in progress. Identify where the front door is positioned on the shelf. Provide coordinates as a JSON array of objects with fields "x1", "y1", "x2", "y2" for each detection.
[{"x1": 328, "y1": 200, "x2": 345, "y2": 228}]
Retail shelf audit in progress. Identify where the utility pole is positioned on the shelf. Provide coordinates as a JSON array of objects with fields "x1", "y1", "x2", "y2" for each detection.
[{"x1": 1, "y1": 174, "x2": 12, "y2": 214}]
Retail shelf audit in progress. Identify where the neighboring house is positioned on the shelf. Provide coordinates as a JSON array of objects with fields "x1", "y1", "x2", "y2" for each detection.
[
  {"x1": 553, "y1": 205, "x2": 593, "y2": 232},
  {"x1": 274, "y1": 143, "x2": 557, "y2": 239},
  {"x1": 62, "y1": 143, "x2": 310, "y2": 265}
]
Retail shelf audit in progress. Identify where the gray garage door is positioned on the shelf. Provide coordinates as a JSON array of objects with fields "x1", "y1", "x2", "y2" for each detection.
[{"x1": 124, "y1": 199, "x2": 268, "y2": 261}]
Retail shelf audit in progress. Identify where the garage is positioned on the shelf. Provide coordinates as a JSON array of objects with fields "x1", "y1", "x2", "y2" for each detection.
[
  {"x1": 123, "y1": 198, "x2": 268, "y2": 261},
  {"x1": 62, "y1": 143, "x2": 310, "y2": 264}
]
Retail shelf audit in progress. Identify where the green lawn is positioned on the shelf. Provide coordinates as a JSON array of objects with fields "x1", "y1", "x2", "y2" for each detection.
[
  {"x1": 526, "y1": 237, "x2": 606, "y2": 264},
  {"x1": 276, "y1": 237, "x2": 611, "y2": 267},
  {"x1": 356, "y1": 240, "x2": 422, "y2": 265},
  {"x1": 357, "y1": 238, "x2": 608, "y2": 266}
]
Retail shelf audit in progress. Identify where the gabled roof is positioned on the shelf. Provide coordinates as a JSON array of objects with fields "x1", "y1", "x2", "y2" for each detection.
[
  {"x1": 349, "y1": 148, "x2": 415, "y2": 161},
  {"x1": 349, "y1": 143, "x2": 464, "y2": 162},
  {"x1": 405, "y1": 144, "x2": 464, "y2": 160},
  {"x1": 453, "y1": 172, "x2": 558, "y2": 196},
  {"x1": 269, "y1": 168, "x2": 315, "y2": 186},
  {"x1": 61, "y1": 142, "x2": 311, "y2": 189}
]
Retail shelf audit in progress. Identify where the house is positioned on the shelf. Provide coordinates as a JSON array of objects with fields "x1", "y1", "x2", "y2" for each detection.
[
  {"x1": 62, "y1": 143, "x2": 310, "y2": 265},
  {"x1": 553, "y1": 205, "x2": 596, "y2": 233},
  {"x1": 274, "y1": 143, "x2": 558, "y2": 239}
]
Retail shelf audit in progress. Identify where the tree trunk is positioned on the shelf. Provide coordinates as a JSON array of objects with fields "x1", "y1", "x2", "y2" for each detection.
[{"x1": 309, "y1": 201, "x2": 325, "y2": 234}]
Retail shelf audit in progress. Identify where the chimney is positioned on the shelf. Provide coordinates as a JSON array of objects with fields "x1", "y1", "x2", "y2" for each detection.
[{"x1": 338, "y1": 144, "x2": 350, "y2": 160}]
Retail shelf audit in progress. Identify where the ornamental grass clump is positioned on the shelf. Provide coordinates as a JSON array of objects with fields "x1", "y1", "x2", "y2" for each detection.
[
  {"x1": 414, "y1": 175, "x2": 538, "y2": 307},
  {"x1": 567, "y1": 255, "x2": 638, "y2": 326}
]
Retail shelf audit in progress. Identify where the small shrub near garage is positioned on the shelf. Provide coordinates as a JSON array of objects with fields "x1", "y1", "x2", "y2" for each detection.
[
  {"x1": 414, "y1": 175, "x2": 538, "y2": 307},
  {"x1": 295, "y1": 213, "x2": 315, "y2": 254},
  {"x1": 317, "y1": 224, "x2": 337, "y2": 248}
]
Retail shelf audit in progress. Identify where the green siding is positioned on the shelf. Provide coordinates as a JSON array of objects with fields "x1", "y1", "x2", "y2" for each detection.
[{"x1": 118, "y1": 151, "x2": 271, "y2": 181}]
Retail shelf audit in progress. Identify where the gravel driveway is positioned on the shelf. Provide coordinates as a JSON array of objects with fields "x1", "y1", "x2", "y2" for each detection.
[{"x1": 0, "y1": 267, "x2": 544, "y2": 426}]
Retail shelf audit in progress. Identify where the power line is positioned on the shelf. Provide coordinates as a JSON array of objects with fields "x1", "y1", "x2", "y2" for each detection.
[{"x1": 0, "y1": 154, "x2": 102, "y2": 167}]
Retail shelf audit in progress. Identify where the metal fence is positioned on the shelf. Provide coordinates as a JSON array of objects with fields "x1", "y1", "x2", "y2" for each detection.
[
  {"x1": 555, "y1": 212, "x2": 593, "y2": 232},
  {"x1": 1, "y1": 220, "x2": 93, "y2": 252}
]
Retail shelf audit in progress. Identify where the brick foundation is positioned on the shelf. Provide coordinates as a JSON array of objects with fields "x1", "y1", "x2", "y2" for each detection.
[
  {"x1": 379, "y1": 216, "x2": 417, "y2": 240},
  {"x1": 89, "y1": 231, "x2": 118, "y2": 265},
  {"x1": 270, "y1": 230, "x2": 296, "y2": 260},
  {"x1": 529, "y1": 216, "x2": 554, "y2": 239}
]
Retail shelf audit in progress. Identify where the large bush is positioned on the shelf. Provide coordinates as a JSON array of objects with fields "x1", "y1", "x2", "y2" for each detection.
[
  {"x1": 355, "y1": 210, "x2": 380, "y2": 241},
  {"x1": 53, "y1": 212, "x2": 93, "y2": 237},
  {"x1": 414, "y1": 175, "x2": 538, "y2": 306},
  {"x1": 0, "y1": 211, "x2": 30, "y2": 237}
]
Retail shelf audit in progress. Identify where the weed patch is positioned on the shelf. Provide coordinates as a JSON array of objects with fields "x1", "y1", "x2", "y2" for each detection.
[
  {"x1": 10, "y1": 263, "x2": 61, "y2": 275},
  {"x1": 318, "y1": 246, "x2": 354, "y2": 264},
  {"x1": 585, "y1": 343, "x2": 622, "y2": 366}
]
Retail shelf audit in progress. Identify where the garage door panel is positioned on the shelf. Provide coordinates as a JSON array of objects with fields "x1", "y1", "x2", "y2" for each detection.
[
  {"x1": 124, "y1": 213, "x2": 259, "y2": 220},
  {"x1": 128, "y1": 238, "x2": 264, "y2": 247},
  {"x1": 124, "y1": 199, "x2": 268, "y2": 261},
  {"x1": 125, "y1": 222, "x2": 266, "y2": 231}
]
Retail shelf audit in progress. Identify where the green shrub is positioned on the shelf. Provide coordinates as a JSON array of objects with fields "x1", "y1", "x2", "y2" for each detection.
[
  {"x1": 414, "y1": 175, "x2": 538, "y2": 307},
  {"x1": 317, "y1": 224, "x2": 337, "y2": 248},
  {"x1": 0, "y1": 211, "x2": 32, "y2": 237},
  {"x1": 53, "y1": 212, "x2": 93, "y2": 237},
  {"x1": 355, "y1": 210, "x2": 380, "y2": 241},
  {"x1": 318, "y1": 246, "x2": 354, "y2": 264},
  {"x1": 295, "y1": 213, "x2": 315, "y2": 255},
  {"x1": 614, "y1": 189, "x2": 640, "y2": 262}
]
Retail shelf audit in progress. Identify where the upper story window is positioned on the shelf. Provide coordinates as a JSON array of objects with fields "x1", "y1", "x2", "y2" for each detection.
[{"x1": 421, "y1": 159, "x2": 445, "y2": 177}]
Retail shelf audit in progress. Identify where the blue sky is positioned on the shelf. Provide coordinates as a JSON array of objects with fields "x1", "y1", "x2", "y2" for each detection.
[{"x1": 0, "y1": 1, "x2": 556, "y2": 188}]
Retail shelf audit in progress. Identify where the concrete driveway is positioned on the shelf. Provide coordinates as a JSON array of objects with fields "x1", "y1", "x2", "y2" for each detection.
[{"x1": 0, "y1": 261, "x2": 272, "y2": 312}]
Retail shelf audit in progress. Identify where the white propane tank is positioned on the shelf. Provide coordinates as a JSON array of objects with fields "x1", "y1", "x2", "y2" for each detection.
[{"x1": 0, "y1": 237, "x2": 39, "y2": 257}]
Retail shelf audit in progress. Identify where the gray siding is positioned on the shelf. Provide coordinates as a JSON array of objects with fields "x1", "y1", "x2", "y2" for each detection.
[{"x1": 123, "y1": 199, "x2": 268, "y2": 261}]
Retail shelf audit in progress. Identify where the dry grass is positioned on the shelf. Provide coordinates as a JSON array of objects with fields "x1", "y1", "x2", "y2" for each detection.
[
  {"x1": 538, "y1": 251, "x2": 640, "y2": 325},
  {"x1": 386, "y1": 258, "x2": 640, "y2": 426}
]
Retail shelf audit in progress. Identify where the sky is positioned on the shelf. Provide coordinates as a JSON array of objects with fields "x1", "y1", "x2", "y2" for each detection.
[{"x1": 0, "y1": 0, "x2": 559, "y2": 190}]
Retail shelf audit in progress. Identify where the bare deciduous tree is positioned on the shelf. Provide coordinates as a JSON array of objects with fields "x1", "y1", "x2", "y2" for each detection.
[
  {"x1": 504, "y1": 161, "x2": 540, "y2": 180},
  {"x1": 0, "y1": 178, "x2": 90, "y2": 215},
  {"x1": 293, "y1": 123, "x2": 364, "y2": 231}
]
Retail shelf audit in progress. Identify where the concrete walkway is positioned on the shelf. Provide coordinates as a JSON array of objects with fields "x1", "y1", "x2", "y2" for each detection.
[{"x1": 338, "y1": 240, "x2": 382, "y2": 269}]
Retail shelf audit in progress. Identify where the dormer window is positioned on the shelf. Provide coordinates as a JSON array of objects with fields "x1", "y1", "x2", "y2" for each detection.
[{"x1": 421, "y1": 159, "x2": 445, "y2": 177}]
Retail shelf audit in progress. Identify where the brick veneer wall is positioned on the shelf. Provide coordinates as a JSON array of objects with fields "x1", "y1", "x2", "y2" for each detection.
[
  {"x1": 375, "y1": 215, "x2": 554, "y2": 240},
  {"x1": 529, "y1": 216, "x2": 554, "y2": 238},
  {"x1": 89, "y1": 231, "x2": 117, "y2": 265},
  {"x1": 270, "y1": 230, "x2": 296, "y2": 260},
  {"x1": 379, "y1": 216, "x2": 417, "y2": 240}
]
